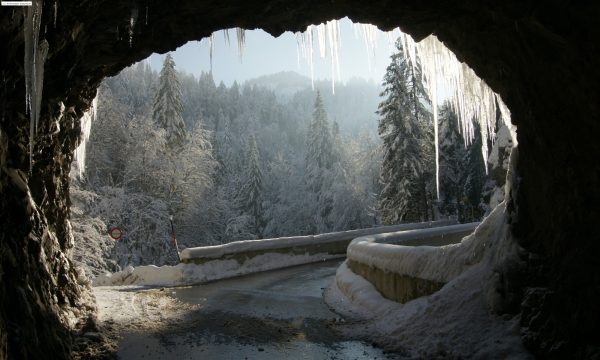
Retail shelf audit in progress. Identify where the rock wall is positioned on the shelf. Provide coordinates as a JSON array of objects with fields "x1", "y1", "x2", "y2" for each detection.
[{"x1": 1, "y1": 1, "x2": 599, "y2": 358}]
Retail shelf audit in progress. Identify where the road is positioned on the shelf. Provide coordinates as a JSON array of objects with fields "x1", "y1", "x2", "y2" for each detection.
[{"x1": 115, "y1": 259, "x2": 398, "y2": 359}]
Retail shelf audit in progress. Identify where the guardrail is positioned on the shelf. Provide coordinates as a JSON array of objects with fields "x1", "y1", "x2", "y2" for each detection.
[
  {"x1": 180, "y1": 219, "x2": 457, "y2": 265},
  {"x1": 344, "y1": 222, "x2": 479, "y2": 304}
]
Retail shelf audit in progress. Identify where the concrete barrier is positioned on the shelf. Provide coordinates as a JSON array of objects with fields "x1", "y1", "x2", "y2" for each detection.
[
  {"x1": 344, "y1": 222, "x2": 479, "y2": 303},
  {"x1": 180, "y1": 219, "x2": 457, "y2": 265}
]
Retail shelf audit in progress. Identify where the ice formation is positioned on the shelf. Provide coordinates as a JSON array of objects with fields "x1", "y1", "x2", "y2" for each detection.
[
  {"x1": 24, "y1": 0, "x2": 47, "y2": 173},
  {"x1": 73, "y1": 95, "x2": 98, "y2": 178},
  {"x1": 295, "y1": 22, "x2": 513, "y2": 198},
  {"x1": 206, "y1": 28, "x2": 246, "y2": 68},
  {"x1": 129, "y1": 7, "x2": 138, "y2": 47},
  {"x1": 295, "y1": 21, "x2": 342, "y2": 94},
  {"x1": 352, "y1": 23, "x2": 379, "y2": 73}
]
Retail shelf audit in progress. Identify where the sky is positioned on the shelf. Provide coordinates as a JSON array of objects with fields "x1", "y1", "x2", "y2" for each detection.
[{"x1": 147, "y1": 18, "x2": 397, "y2": 86}]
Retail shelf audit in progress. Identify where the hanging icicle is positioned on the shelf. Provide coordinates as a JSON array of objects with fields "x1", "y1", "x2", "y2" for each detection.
[
  {"x1": 53, "y1": 1, "x2": 57, "y2": 28},
  {"x1": 208, "y1": 32, "x2": 215, "y2": 71},
  {"x1": 129, "y1": 7, "x2": 138, "y2": 48},
  {"x1": 194, "y1": 20, "x2": 511, "y2": 195},
  {"x1": 235, "y1": 28, "x2": 245, "y2": 62},
  {"x1": 294, "y1": 19, "x2": 343, "y2": 94},
  {"x1": 73, "y1": 94, "x2": 98, "y2": 178},
  {"x1": 24, "y1": 0, "x2": 45, "y2": 173}
]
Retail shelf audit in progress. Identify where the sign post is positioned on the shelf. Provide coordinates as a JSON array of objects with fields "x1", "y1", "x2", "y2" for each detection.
[{"x1": 169, "y1": 215, "x2": 181, "y2": 262}]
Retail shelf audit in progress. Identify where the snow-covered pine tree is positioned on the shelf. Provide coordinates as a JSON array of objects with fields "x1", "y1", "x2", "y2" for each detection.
[
  {"x1": 461, "y1": 122, "x2": 488, "y2": 222},
  {"x1": 438, "y1": 102, "x2": 468, "y2": 219},
  {"x1": 238, "y1": 134, "x2": 263, "y2": 238},
  {"x1": 152, "y1": 54, "x2": 186, "y2": 148},
  {"x1": 305, "y1": 91, "x2": 334, "y2": 232},
  {"x1": 377, "y1": 39, "x2": 434, "y2": 224}
]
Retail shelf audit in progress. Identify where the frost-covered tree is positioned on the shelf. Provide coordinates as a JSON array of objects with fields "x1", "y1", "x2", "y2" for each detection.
[
  {"x1": 437, "y1": 102, "x2": 490, "y2": 222},
  {"x1": 461, "y1": 122, "x2": 488, "y2": 222},
  {"x1": 153, "y1": 54, "x2": 186, "y2": 148},
  {"x1": 377, "y1": 39, "x2": 434, "y2": 224},
  {"x1": 237, "y1": 135, "x2": 264, "y2": 238},
  {"x1": 305, "y1": 91, "x2": 335, "y2": 232},
  {"x1": 438, "y1": 103, "x2": 468, "y2": 219}
]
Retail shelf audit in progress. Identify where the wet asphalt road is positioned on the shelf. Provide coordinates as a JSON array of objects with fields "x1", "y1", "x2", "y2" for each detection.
[{"x1": 117, "y1": 259, "x2": 399, "y2": 360}]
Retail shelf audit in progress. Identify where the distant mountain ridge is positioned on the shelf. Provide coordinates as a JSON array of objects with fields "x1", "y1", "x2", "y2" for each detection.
[
  {"x1": 245, "y1": 71, "x2": 312, "y2": 95},
  {"x1": 245, "y1": 71, "x2": 383, "y2": 135}
]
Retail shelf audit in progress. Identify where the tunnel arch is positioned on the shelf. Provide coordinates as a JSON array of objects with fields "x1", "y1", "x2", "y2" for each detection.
[{"x1": 1, "y1": 1, "x2": 599, "y2": 358}]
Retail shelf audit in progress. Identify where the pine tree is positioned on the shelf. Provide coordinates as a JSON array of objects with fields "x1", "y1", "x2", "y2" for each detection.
[
  {"x1": 437, "y1": 103, "x2": 489, "y2": 222},
  {"x1": 238, "y1": 135, "x2": 263, "y2": 238},
  {"x1": 461, "y1": 122, "x2": 488, "y2": 222},
  {"x1": 152, "y1": 54, "x2": 186, "y2": 148},
  {"x1": 438, "y1": 102, "x2": 468, "y2": 219},
  {"x1": 377, "y1": 39, "x2": 434, "y2": 224},
  {"x1": 305, "y1": 91, "x2": 335, "y2": 231}
]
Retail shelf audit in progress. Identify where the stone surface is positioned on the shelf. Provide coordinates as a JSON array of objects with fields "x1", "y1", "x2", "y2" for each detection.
[{"x1": 1, "y1": 1, "x2": 599, "y2": 359}]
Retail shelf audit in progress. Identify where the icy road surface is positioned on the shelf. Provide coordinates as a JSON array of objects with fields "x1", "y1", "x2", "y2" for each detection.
[{"x1": 114, "y1": 260, "x2": 398, "y2": 359}]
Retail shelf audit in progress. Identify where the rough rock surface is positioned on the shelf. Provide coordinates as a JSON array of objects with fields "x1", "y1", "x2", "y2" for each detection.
[{"x1": 1, "y1": 1, "x2": 599, "y2": 359}]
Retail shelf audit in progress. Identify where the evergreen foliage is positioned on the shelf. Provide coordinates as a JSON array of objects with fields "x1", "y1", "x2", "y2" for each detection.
[
  {"x1": 153, "y1": 54, "x2": 186, "y2": 148},
  {"x1": 377, "y1": 39, "x2": 435, "y2": 224},
  {"x1": 437, "y1": 102, "x2": 489, "y2": 222},
  {"x1": 77, "y1": 65, "x2": 383, "y2": 268}
]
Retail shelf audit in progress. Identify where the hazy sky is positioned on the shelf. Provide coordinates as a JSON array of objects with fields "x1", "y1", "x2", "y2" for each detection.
[{"x1": 147, "y1": 18, "x2": 396, "y2": 86}]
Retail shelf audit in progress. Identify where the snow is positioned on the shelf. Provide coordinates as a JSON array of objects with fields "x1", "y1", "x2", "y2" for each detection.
[
  {"x1": 93, "y1": 221, "x2": 456, "y2": 286},
  {"x1": 326, "y1": 147, "x2": 529, "y2": 358},
  {"x1": 181, "y1": 220, "x2": 455, "y2": 261},
  {"x1": 73, "y1": 94, "x2": 98, "y2": 178},
  {"x1": 347, "y1": 220, "x2": 489, "y2": 283},
  {"x1": 291, "y1": 21, "x2": 514, "y2": 199},
  {"x1": 93, "y1": 252, "x2": 338, "y2": 287},
  {"x1": 488, "y1": 124, "x2": 513, "y2": 170}
]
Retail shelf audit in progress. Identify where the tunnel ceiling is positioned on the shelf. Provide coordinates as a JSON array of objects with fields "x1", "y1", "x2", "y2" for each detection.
[{"x1": 1, "y1": 0, "x2": 599, "y2": 359}]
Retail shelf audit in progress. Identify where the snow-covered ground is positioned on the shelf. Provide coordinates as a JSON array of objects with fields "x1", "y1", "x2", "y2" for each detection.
[
  {"x1": 325, "y1": 149, "x2": 530, "y2": 358},
  {"x1": 94, "y1": 252, "x2": 338, "y2": 286}
]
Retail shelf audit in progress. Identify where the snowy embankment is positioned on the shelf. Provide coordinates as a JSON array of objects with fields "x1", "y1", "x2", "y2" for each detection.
[
  {"x1": 346, "y1": 222, "x2": 480, "y2": 285},
  {"x1": 180, "y1": 219, "x2": 455, "y2": 261},
  {"x1": 93, "y1": 220, "x2": 454, "y2": 287},
  {"x1": 327, "y1": 149, "x2": 529, "y2": 358}
]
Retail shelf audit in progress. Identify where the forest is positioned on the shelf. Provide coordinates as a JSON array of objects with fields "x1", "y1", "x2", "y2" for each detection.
[{"x1": 71, "y1": 40, "x2": 509, "y2": 274}]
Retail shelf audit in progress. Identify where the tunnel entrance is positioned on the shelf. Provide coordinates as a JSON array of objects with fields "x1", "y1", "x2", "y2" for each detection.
[{"x1": 1, "y1": 2, "x2": 599, "y2": 359}]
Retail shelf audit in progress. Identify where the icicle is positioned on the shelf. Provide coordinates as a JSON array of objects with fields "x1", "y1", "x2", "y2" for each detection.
[
  {"x1": 34, "y1": 40, "x2": 48, "y2": 134},
  {"x1": 145, "y1": 5, "x2": 148, "y2": 25},
  {"x1": 326, "y1": 22, "x2": 336, "y2": 94},
  {"x1": 223, "y1": 28, "x2": 230, "y2": 47},
  {"x1": 294, "y1": 20, "x2": 343, "y2": 94},
  {"x1": 53, "y1": 1, "x2": 57, "y2": 28},
  {"x1": 129, "y1": 7, "x2": 138, "y2": 48},
  {"x1": 208, "y1": 32, "x2": 215, "y2": 71},
  {"x1": 24, "y1": 0, "x2": 44, "y2": 173},
  {"x1": 235, "y1": 28, "x2": 245, "y2": 62},
  {"x1": 74, "y1": 94, "x2": 98, "y2": 178}
]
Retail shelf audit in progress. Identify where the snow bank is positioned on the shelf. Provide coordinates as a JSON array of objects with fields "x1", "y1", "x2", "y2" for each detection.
[
  {"x1": 326, "y1": 148, "x2": 529, "y2": 358},
  {"x1": 93, "y1": 252, "x2": 339, "y2": 287},
  {"x1": 181, "y1": 219, "x2": 455, "y2": 261},
  {"x1": 347, "y1": 221, "x2": 485, "y2": 283}
]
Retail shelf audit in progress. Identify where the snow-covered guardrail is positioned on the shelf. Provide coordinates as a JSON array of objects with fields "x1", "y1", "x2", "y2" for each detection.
[
  {"x1": 93, "y1": 220, "x2": 457, "y2": 287},
  {"x1": 180, "y1": 219, "x2": 457, "y2": 264},
  {"x1": 342, "y1": 222, "x2": 480, "y2": 304}
]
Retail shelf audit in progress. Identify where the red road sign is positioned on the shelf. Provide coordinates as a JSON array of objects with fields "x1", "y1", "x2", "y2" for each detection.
[{"x1": 109, "y1": 227, "x2": 123, "y2": 240}]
